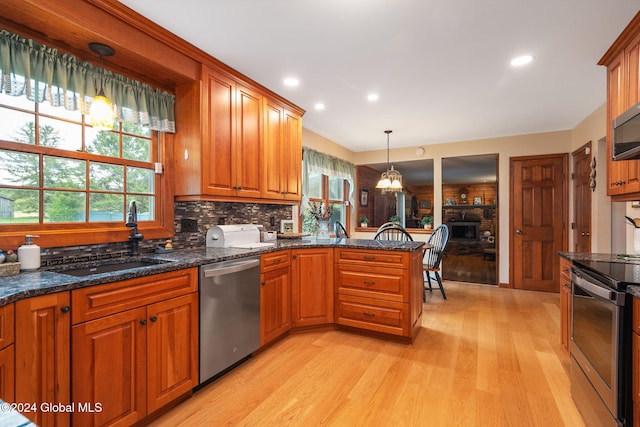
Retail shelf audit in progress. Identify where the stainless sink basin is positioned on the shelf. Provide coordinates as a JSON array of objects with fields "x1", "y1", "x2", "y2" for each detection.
[{"x1": 60, "y1": 259, "x2": 172, "y2": 277}]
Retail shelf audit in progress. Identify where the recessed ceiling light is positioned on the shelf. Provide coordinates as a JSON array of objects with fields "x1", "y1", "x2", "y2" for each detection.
[
  {"x1": 283, "y1": 77, "x2": 299, "y2": 87},
  {"x1": 510, "y1": 55, "x2": 533, "y2": 66},
  {"x1": 315, "y1": 103, "x2": 325, "y2": 111},
  {"x1": 367, "y1": 93, "x2": 379, "y2": 102}
]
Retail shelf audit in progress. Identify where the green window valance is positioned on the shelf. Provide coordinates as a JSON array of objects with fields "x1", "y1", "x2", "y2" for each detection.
[
  {"x1": 302, "y1": 147, "x2": 356, "y2": 212},
  {"x1": 0, "y1": 30, "x2": 175, "y2": 133}
]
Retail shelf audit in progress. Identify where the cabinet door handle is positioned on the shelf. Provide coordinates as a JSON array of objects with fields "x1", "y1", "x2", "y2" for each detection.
[
  {"x1": 515, "y1": 229, "x2": 523, "y2": 235},
  {"x1": 60, "y1": 305, "x2": 70, "y2": 313},
  {"x1": 272, "y1": 259, "x2": 281, "y2": 264},
  {"x1": 149, "y1": 316, "x2": 157, "y2": 323},
  {"x1": 363, "y1": 281, "x2": 376, "y2": 285},
  {"x1": 363, "y1": 312, "x2": 375, "y2": 317},
  {"x1": 140, "y1": 319, "x2": 147, "y2": 326},
  {"x1": 261, "y1": 281, "x2": 266, "y2": 286},
  {"x1": 363, "y1": 256, "x2": 375, "y2": 261}
]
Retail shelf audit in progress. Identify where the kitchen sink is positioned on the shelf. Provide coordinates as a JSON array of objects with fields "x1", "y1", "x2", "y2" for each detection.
[{"x1": 59, "y1": 259, "x2": 173, "y2": 277}]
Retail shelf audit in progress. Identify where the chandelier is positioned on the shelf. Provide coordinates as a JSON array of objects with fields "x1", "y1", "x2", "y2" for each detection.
[{"x1": 375, "y1": 130, "x2": 403, "y2": 192}]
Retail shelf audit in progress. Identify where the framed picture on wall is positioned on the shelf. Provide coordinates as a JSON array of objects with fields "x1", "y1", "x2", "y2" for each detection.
[
  {"x1": 419, "y1": 200, "x2": 431, "y2": 209},
  {"x1": 473, "y1": 196, "x2": 483, "y2": 205},
  {"x1": 445, "y1": 198, "x2": 455, "y2": 206},
  {"x1": 359, "y1": 189, "x2": 369, "y2": 207},
  {"x1": 280, "y1": 220, "x2": 294, "y2": 234}
]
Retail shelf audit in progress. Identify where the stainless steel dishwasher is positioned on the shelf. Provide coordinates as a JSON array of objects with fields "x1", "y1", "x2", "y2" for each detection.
[{"x1": 199, "y1": 256, "x2": 261, "y2": 384}]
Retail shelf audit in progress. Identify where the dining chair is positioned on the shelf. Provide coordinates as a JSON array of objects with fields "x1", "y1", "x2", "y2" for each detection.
[
  {"x1": 334, "y1": 221, "x2": 349, "y2": 238},
  {"x1": 422, "y1": 224, "x2": 449, "y2": 300},
  {"x1": 374, "y1": 224, "x2": 413, "y2": 241}
]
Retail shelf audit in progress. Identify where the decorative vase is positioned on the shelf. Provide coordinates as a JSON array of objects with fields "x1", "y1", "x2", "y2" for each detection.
[
  {"x1": 634, "y1": 229, "x2": 640, "y2": 254},
  {"x1": 316, "y1": 220, "x2": 330, "y2": 241}
]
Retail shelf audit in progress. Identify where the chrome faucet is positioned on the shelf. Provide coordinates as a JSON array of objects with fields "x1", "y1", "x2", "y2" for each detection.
[{"x1": 126, "y1": 200, "x2": 144, "y2": 255}]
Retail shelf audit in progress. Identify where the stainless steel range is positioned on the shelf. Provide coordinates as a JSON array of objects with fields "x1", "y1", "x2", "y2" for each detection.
[{"x1": 570, "y1": 260, "x2": 634, "y2": 427}]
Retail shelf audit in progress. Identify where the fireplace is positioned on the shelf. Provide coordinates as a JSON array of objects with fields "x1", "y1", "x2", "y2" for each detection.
[{"x1": 447, "y1": 221, "x2": 480, "y2": 241}]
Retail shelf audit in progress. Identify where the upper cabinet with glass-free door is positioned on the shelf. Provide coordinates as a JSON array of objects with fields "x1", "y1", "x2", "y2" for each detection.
[{"x1": 174, "y1": 64, "x2": 304, "y2": 203}]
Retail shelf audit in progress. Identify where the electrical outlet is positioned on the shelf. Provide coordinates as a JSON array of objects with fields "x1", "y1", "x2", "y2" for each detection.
[{"x1": 181, "y1": 218, "x2": 198, "y2": 232}]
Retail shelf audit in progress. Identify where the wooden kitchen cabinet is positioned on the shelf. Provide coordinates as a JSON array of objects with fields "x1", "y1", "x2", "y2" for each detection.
[
  {"x1": 559, "y1": 256, "x2": 573, "y2": 354},
  {"x1": 198, "y1": 66, "x2": 262, "y2": 198},
  {"x1": 174, "y1": 63, "x2": 304, "y2": 203},
  {"x1": 260, "y1": 251, "x2": 291, "y2": 346},
  {"x1": 0, "y1": 304, "x2": 14, "y2": 403},
  {"x1": 291, "y1": 248, "x2": 334, "y2": 327},
  {"x1": 601, "y1": 14, "x2": 640, "y2": 199},
  {"x1": 15, "y1": 293, "x2": 70, "y2": 427},
  {"x1": 262, "y1": 98, "x2": 303, "y2": 201},
  {"x1": 334, "y1": 248, "x2": 423, "y2": 340},
  {"x1": 71, "y1": 268, "x2": 198, "y2": 426}
]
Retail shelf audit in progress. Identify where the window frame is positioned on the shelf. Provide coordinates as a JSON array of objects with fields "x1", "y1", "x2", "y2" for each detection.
[
  {"x1": 0, "y1": 100, "x2": 173, "y2": 249},
  {"x1": 304, "y1": 174, "x2": 350, "y2": 235}
]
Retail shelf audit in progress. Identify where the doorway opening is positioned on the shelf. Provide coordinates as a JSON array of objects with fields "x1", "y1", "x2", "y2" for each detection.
[{"x1": 441, "y1": 154, "x2": 498, "y2": 285}]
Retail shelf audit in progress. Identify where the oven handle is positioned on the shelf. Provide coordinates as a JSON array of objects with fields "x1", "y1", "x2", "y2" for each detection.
[{"x1": 572, "y1": 269, "x2": 625, "y2": 305}]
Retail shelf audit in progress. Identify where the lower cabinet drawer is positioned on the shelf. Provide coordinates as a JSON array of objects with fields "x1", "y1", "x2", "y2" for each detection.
[{"x1": 335, "y1": 295, "x2": 408, "y2": 337}]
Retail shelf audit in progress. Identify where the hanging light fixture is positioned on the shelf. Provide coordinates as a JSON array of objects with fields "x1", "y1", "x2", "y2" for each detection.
[
  {"x1": 375, "y1": 130, "x2": 403, "y2": 192},
  {"x1": 88, "y1": 42, "x2": 115, "y2": 130}
]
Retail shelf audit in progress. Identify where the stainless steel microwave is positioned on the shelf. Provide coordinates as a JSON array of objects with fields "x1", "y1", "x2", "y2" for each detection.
[{"x1": 613, "y1": 101, "x2": 640, "y2": 160}]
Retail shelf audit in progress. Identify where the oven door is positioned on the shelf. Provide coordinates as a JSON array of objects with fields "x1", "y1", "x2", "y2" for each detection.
[{"x1": 571, "y1": 267, "x2": 626, "y2": 423}]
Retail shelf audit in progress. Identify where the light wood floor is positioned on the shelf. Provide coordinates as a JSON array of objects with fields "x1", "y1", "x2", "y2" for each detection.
[{"x1": 149, "y1": 282, "x2": 585, "y2": 427}]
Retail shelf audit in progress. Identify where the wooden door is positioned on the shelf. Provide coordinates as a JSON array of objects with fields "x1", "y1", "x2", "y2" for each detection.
[
  {"x1": 0, "y1": 344, "x2": 14, "y2": 403},
  {"x1": 203, "y1": 67, "x2": 236, "y2": 197},
  {"x1": 15, "y1": 293, "x2": 70, "y2": 427},
  {"x1": 572, "y1": 143, "x2": 592, "y2": 252},
  {"x1": 146, "y1": 293, "x2": 198, "y2": 413},
  {"x1": 262, "y1": 99, "x2": 285, "y2": 199},
  {"x1": 510, "y1": 154, "x2": 567, "y2": 292},
  {"x1": 260, "y1": 266, "x2": 291, "y2": 346},
  {"x1": 72, "y1": 307, "x2": 147, "y2": 427},
  {"x1": 608, "y1": 51, "x2": 627, "y2": 196},
  {"x1": 291, "y1": 248, "x2": 334, "y2": 327},
  {"x1": 282, "y1": 109, "x2": 302, "y2": 201},
  {"x1": 235, "y1": 83, "x2": 262, "y2": 198}
]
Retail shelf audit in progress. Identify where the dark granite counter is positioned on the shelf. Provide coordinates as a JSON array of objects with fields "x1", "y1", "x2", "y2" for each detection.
[
  {"x1": 0, "y1": 238, "x2": 424, "y2": 307},
  {"x1": 558, "y1": 251, "x2": 640, "y2": 298}
]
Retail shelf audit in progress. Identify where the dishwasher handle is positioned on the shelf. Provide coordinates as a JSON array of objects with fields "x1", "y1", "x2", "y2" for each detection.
[{"x1": 202, "y1": 258, "x2": 260, "y2": 278}]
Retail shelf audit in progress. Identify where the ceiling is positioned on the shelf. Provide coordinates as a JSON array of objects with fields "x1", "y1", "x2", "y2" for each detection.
[{"x1": 118, "y1": 1, "x2": 638, "y2": 153}]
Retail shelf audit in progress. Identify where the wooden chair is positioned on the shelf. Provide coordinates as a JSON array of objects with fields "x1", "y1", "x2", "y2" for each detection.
[
  {"x1": 423, "y1": 224, "x2": 449, "y2": 300},
  {"x1": 334, "y1": 221, "x2": 349, "y2": 238},
  {"x1": 376, "y1": 222, "x2": 396, "y2": 232},
  {"x1": 374, "y1": 224, "x2": 413, "y2": 242}
]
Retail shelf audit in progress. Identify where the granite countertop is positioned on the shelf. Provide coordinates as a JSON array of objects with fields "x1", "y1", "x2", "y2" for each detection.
[
  {"x1": 0, "y1": 238, "x2": 424, "y2": 307},
  {"x1": 558, "y1": 251, "x2": 640, "y2": 297}
]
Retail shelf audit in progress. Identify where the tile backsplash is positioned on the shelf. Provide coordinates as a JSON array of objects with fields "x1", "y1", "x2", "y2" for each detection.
[{"x1": 40, "y1": 201, "x2": 294, "y2": 265}]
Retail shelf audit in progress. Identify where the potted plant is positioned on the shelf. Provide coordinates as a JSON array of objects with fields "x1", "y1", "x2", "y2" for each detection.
[
  {"x1": 421, "y1": 215, "x2": 433, "y2": 229},
  {"x1": 389, "y1": 215, "x2": 401, "y2": 224},
  {"x1": 359, "y1": 216, "x2": 369, "y2": 228}
]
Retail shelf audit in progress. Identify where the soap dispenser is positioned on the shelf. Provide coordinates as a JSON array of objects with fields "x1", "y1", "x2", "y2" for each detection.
[{"x1": 18, "y1": 235, "x2": 40, "y2": 270}]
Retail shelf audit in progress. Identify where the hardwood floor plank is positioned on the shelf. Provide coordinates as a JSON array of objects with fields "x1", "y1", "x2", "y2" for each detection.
[{"x1": 149, "y1": 282, "x2": 585, "y2": 427}]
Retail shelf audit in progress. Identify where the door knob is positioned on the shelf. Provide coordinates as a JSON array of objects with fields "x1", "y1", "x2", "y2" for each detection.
[{"x1": 515, "y1": 229, "x2": 523, "y2": 235}]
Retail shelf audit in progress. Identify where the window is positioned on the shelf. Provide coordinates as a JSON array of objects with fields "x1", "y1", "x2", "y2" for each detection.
[
  {"x1": 0, "y1": 92, "x2": 162, "y2": 237},
  {"x1": 302, "y1": 172, "x2": 350, "y2": 234}
]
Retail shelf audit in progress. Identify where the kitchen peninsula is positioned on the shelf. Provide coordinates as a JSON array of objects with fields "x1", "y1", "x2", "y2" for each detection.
[{"x1": 0, "y1": 238, "x2": 424, "y2": 427}]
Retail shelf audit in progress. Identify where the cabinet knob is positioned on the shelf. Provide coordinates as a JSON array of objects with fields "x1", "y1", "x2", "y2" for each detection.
[
  {"x1": 363, "y1": 281, "x2": 376, "y2": 285},
  {"x1": 515, "y1": 229, "x2": 523, "y2": 235},
  {"x1": 150, "y1": 316, "x2": 157, "y2": 323},
  {"x1": 60, "y1": 306, "x2": 70, "y2": 313},
  {"x1": 260, "y1": 281, "x2": 266, "y2": 286},
  {"x1": 140, "y1": 319, "x2": 147, "y2": 326},
  {"x1": 363, "y1": 312, "x2": 375, "y2": 317}
]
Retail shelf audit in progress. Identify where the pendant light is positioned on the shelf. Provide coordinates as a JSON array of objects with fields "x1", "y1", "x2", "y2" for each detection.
[
  {"x1": 88, "y1": 42, "x2": 115, "y2": 130},
  {"x1": 375, "y1": 130, "x2": 403, "y2": 192}
]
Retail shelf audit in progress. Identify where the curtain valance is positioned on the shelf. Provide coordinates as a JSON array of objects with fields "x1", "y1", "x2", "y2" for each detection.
[
  {"x1": 302, "y1": 147, "x2": 356, "y2": 214},
  {"x1": 0, "y1": 30, "x2": 175, "y2": 133}
]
